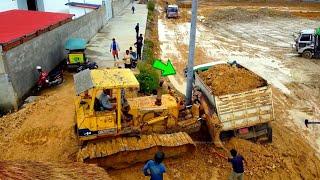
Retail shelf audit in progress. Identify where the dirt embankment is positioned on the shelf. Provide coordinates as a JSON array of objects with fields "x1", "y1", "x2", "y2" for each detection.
[
  {"x1": 0, "y1": 73, "x2": 78, "y2": 162},
  {"x1": 198, "y1": 64, "x2": 266, "y2": 96},
  {"x1": 204, "y1": 7, "x2": 292, "y2": 23},
  {"x1": 0, "y1": 161, "x2": 111, "y2": 180}
]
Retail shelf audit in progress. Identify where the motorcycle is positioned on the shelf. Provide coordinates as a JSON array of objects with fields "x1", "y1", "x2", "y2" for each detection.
[
  {"x1": 76, "y1": 61, "x2": 98, "y2": 72},
  {"x1": 35, "y1": 66, "x2": 63, "y2": 93}
]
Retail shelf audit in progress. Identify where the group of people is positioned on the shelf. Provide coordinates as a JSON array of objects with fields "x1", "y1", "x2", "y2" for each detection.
[
  {"x1": 109, "y1": 23, "x2": 143, "y2": 69},
  {"x1": 143, "y1": 148, "x2": 245, "y2": 180}
]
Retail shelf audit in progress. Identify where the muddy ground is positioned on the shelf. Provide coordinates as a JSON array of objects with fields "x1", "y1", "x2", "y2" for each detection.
[
  {"x1": 110, "y1": 1, "x2": 320, "y2": 179},
  {"x1": 0, "y1": 1, "x2": 320, "y2": 180}
]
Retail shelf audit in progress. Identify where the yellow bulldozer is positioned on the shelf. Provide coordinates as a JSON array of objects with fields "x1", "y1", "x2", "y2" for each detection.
[{"x1": 73, "y1": 69, "x2": 201, "y2": 168}]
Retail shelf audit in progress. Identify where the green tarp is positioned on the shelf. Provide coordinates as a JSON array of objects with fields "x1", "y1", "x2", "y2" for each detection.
[
  {"x1": 64, "y1": 38, "x2": 87, "y2": 50},
  {"x1": 316, "y1": 27, "x2": 320, "y2": 36}
]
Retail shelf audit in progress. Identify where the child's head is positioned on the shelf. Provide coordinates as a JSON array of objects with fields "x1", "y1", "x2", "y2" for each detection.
[
  {"x1": 154, "y1": 151, "x2": 165, "y2": 164},
  {"x1": 230, "y1": 149, "x2": 237, "y2": 157}
]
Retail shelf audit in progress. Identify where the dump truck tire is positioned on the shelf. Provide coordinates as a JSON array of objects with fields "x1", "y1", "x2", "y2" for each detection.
[
  {"x1": 267, "y1": 127, "x2": 272, "y2": 143},
  {"x1": 302, "y1": 50, "x2": 313, "y2": 59}
]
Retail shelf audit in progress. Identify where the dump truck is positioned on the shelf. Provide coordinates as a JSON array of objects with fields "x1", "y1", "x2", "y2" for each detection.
[
  {"x1": 73, "y1": 69, "x2": 201, "y2": 168},
  {"x1": 194, "y1": 61, "x2": 274, "y2": 145},
  {"x1": 294, "y1": 27, "x2": 320, "y2": 59}
]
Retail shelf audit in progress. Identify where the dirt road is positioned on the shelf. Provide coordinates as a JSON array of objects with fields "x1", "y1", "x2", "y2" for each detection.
[
  {"x1": 110, "y1": 1, "x2": 320, "y2": 180},
  {"x1": 0, "y1": 1, "x2": 320, "y2": 180}
]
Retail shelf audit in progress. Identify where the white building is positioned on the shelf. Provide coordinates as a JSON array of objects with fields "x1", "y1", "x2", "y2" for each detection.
[
  {"x1": 0, "y1": 0, "x2": 112, "y2": 19},
  {"x1": 0, "y1": 0, "x2": 69, "y2": 13}
]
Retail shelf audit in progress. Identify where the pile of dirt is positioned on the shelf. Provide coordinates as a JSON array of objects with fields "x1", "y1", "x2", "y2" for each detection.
[
  {"x1": 0, "y1": 161, "x2": 111, "y2": 179},
  {"x1": 198, "y1": 64, "x2": 266, "y2": 96},
  {"x1": 206, "y1": 7, "x2": 292, "y2": 22},
  {"x1": 0, "y1": 73, "x2": 78, "y2": 162}
]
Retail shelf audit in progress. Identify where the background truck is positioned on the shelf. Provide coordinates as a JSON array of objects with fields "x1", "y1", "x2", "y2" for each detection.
[
  {"x1": 194, "y1": 61, "x2": 274, "y2": 144},
  {"x1": 294, "y1": 27, "x2": 320, "y2": 59},
  {"x1": 166, "y1": 4, "x2": 179, "y2": 18}
]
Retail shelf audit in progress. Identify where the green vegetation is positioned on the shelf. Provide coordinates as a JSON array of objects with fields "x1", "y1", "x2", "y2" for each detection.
[
  {"x1": 136, "y1": 63, "x2": 159, "y2": 94},
  {"x1": 136, "y1": 0, "x2": 159, "y2": 94},
  {"x1": 147, "y1": 0, "x2": 155, "y2": 11}
]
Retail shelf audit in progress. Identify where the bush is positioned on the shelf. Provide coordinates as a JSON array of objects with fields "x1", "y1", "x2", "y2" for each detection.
[
  {"x1": 147, "y1": 0, "x2": 155, "y2": 11},
  {"x1": 143, "y1": 40, "x2": 155, "y2": 64},
  {"x1": 136, "y1": 63, "x2": 159, "y2": 94}
]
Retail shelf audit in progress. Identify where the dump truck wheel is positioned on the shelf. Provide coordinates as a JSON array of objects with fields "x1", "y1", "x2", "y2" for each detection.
[
  {"x1": 267, "y1": 127, "x2": 272, "y2": 143},
  {"x1": 302, "y1": 50, "x2": 313, "y2": 59}
]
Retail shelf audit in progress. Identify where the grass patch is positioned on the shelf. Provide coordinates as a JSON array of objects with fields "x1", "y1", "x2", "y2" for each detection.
[
  {"x1": 147, "y1": 0, "x2": 155, "y2": 11},
  {"x1": 136, "y1": 0, "x2": 159, "y2": 94}
]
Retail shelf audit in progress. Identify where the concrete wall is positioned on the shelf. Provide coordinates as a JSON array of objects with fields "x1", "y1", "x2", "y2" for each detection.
[
  {"x1": 112, "y1": 0, "x2": 130, "y2": 16},
  {"x1": 69, "y1": 6, "x2": 94, "y2": 19},
  {"x1": 0, "y1": 47, "x2": 18, "y2": 113},
  {"x1": 0, "y1": 7, "x2": 106, "y2": 112}
]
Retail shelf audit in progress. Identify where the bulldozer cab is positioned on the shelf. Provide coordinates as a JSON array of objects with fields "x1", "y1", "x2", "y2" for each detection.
[{"x1": 73, "y1": 69, "x2": 139, "y2": 141}]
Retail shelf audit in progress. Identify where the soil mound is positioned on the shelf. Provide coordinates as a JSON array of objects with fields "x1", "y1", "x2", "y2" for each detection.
[
  {"x1": 207, "y1": 7, "x2": 292, "y2": 22},
  {"x1": 198, "y1": 64, "x2": 266, "y2": 96},
  {"x1": 0, "y1": 161, "x2": 111, "y2": 180}
]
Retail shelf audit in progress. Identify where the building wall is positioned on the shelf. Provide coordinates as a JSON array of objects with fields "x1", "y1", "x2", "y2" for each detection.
[
  {"x1": 17, "y1": 0, "x2": 28, "y2": 10},
  {"x1": 0, "y1": 7, "x2": 106, "y2": 112},
  {"x1": 0, "y1": 47, "x2": 18, "y2": 113},
  {"x1": 42, "y1": 0, "x2": 69, "y2": 13},
  {"x1": 69, "y1": 6, "x2": 94, "y2": 18},
  {"x1": 0, "y1": 0, "x2": 18, "y2": 12}
]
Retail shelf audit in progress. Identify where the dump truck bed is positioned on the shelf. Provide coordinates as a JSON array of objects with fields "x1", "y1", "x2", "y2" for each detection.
[{"x1": 195, "y1": 65, "x2": 274, "y2": 131}]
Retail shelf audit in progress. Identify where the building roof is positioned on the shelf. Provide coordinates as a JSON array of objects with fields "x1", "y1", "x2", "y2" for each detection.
[
  {"x1": 65, "y1": 2, "x2": 101, "y2": 9},
  {"x1": 0, "y1": 10, "x2": 73, "y2": 50},
  {"x1": 73, "y1": 69, "x2": 140, "y2": 95}
]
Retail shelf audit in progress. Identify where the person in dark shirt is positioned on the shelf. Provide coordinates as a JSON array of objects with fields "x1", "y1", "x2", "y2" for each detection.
[
  {"x1": 228, "y1": 149, "x2": 245, "y2": 180},
  {"x1": 143, "y1": 151, "x2": 166, "y2": 180},
  {"x1": 131, "y1": 4, "x2": 135, "y2": 14},
  {"x1": 134, "y1": 34, "x2": 144, "y2": 60},
  {"x1": 135, "y1": 23, "x2": 139, "y2": 40}
]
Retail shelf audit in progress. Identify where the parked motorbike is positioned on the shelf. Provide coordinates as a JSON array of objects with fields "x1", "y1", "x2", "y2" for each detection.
[
  {"x1": 76, "y1": 61, "x2": 98, "y2": 72},
  {"x1": 35, "y1": 66, "x2": 63, "y2": 92}
]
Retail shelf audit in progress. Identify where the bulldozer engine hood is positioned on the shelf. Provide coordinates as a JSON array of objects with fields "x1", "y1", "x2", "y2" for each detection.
[{"x1": 127, "y1": 94, "x2": 178, "y2": 111}]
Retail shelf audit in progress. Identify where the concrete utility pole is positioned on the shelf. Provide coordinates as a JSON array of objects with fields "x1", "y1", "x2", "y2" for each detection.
[{"x1": 186, "y1": 0, "x2": 198, "y2": 105}]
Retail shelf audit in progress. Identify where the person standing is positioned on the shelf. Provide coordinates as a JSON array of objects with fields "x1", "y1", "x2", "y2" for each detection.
[
  {"x1": 131, "y1": 4, "x2": 135, "y2": 14},
  {"x1": 129, "y1": 47, "x2": 137, "y2": 68},
  {"x1": 135, "y1": 23, "x2": 139, "y2": 40},
  {"x1": 110, "y1": 38, "x2": 120, "y2": 61},
  {"x1": 228, "y1": 149, "x2": 245, "y2": 180},
  {"x1": 143, "y1": 151, "x2": 166, "y2": 180},
  {"x1": 123, "y1": 50, "x2": 131, "y2": 69},
  {"x1": 134, "y1": 34, "x2": 143, "y2": 60}
]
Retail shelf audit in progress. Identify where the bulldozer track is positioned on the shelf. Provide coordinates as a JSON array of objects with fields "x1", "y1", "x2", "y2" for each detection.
[{"x1": 77, "y1": 132, "x2": 195, "y2": 169}]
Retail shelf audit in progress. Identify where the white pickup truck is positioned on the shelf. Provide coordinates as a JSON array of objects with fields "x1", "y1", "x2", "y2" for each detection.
[{"x1": 194, "y1": 61, "x2": 274, "y2": 143}]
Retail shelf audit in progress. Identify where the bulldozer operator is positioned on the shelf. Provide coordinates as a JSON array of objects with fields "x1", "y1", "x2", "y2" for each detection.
[{"x1": 99, "y1": 89, "x2": 116, "y2": 111}]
